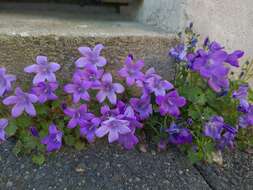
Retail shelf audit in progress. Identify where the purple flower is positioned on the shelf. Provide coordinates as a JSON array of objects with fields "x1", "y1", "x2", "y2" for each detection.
[
  {"x1": 95, "y1": 116, "x2": 131, "y2": 143},
  {"x1": 203, "y1": 116, "x2": 224, "y2": 140},
  {"x1": 73, "y1": 65, "x2": 103, "y2": 89},
  {"x1": 75, "y1": 44, "x2": 107, "y2": 68},
  {"x1": 64, "y1": 75, "x2": 91, "y2": 103},
  {"x1": 218, "y1": 124, "x2": 237, "y2": 150},
  {"x1": 233, "y1": 84, "x2": 248, "y2": 100},
  {"x1": 41, "y1": 124, "x2": 63, "y2": 152},
  {"x1": 136, "y1": 67, "x2": 160, "y2": 97},
  {"x1": 239, "y1": 105, "x2": 253, "y2": 128},
  {"x1": 24, "y1": 55, "x2": 60, "y2": 84},
  {"x1": 156, "y1": 90, "x2": 186, "y2": 117},
  {"x1": 130, "y1": 96, "x2": 152, "y2": 120},
  {"x1": 31, "y1": 82, "x2": 58, "y2": 103},
  {"x1": 225, "y1": 50, "x2": 244, "y2": 67},
  {"x1": 0, "y1": 68, "x2": 16, "y2": 97},
  {"x1": 64, "y1": 104, "x2": 94, "y2": 129},
  {"x1": 146, "y1": 76, "x2": 174, "y2": 96},
  {"x1": 0, "y1": 119, "x2": 8, "y2": 142},
  {"x1": 157, "y1": 140, "x2": 168, "y2": 151},
  {"x1": 118, "y1": 56, "x2": 144, "y2": 86},
  {"x1": 96, "y1": 73, "x2": 124, "y2": 105},
  {"x1": 118, "y1": 131, "x2": 139, "y2": 150},
  {"x1": 233, "y1": 84, "x2": 249, "y2": 113},
  {"x1": 166, "y1": 123, "x2": 192, "y2": 145},
  {"x1": 80, "y1": 117, "x2": 101, "y2": 143},
  {"x1": 3, "y1": 87, "x2": 38, "y2": 118},
  {"x1": 169, "y1": 44, "x2": 187, "y2": 61}
]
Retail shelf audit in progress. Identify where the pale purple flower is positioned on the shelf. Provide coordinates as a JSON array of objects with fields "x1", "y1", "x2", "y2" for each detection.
[
  {"x1": 64, "y1": 75, "x2": 91, "y2": 103},
  {"x1": 3, "y1": 87, "x2": 38, "y2": 118},
  {"x1": 232, "y1": 84, "x2": 248, "y2": 100},
  {"x1": 95, "y1": 116, "x2": 131, "y2": 143},
  {"x1": 0, "y1": 67, "x2": 16, "y2": 97},
  {"x1": 225, "y1": 50, "x2": 244, "y2": 67},
  {"x1": 166, "y1": 123, "x2": 192, "y2": 145},
  {"x1": 75, "y1": 44, "x2": 107, "y2": 68},
  {"x1": 31, "y1": 82, "x2": 58, "y2": 103},
  {"x1": 169, "y1": 44, "x2": 187, "y2": 61},
  {"x1": 80, "y1": 117, "x2": 101, "y2": 143},
  {"x1": 41, "y1": 124, "x2": 63, "y2": 152},
  {"x1": 0, "y1": 119, "x2": 8, "y2": 142},
  {"x1": 233, "y1": 84, "x2": 249, "y2": 113},
  {"x1": 64, "y1": 104, "x2": 94, "y2": 129},
  {"x1": 130, "y1": 96, "x2": 152, "y2": 120},
  {"x1": 118, "y1": 56, "x2": 144, "y2": 86},
  {"x1": 203, "y1": 116, "x2": 224, "y2": 140},
  {"x1": 73, "y1": 65, "x2": 103, "y2": 89},
  {"x1": 24, "y1": 55, "x2": 60, "y2": 84},
  {"x1": 156, "y1": 90, "x2": 186, "y2": 117},
  {"x1": 218, "y1": 124, "x2": 237, "y2": 150},
  {"x1": 136, "y1": 67, "x2": 162, "y2": 97},
  {"x1": 118, "y1": 131, "x2": 139, "y2": 150},
  {"x1": 239, "y1": 105, "x2": 253, "y2": 128},
  {"x1": 146, "y1": 76, "x2": 174, "y2": 96},
  {"x1": 96, "y1": 73, "x2": 124, "y2": 104}
]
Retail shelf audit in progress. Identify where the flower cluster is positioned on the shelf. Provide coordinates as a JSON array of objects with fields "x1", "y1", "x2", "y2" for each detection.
[
  {"x1": 0, "y1": 26, "x2": 252, "y2": 165},
  {"x1": 186, "y1": 41, "x2": 244, "y2": 92}
]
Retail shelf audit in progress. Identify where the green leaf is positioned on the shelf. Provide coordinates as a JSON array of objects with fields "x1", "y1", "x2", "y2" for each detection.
[
  {"x1": 32, "y1": 154, "x2": 45, "y2": 165},
  {"x1": 16, "y1": 116, "x2": 32, "y2": 128},
  {"x1": 5, "y1": 120, "x2": 17, "y2": 136},
  {"x1": 64, "y1": 135, "x2": 76, "y2": 146}
]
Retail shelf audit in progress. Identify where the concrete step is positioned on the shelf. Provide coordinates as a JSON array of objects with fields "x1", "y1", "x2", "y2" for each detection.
[{"x1": 0, "y1": 3, "x2": 177, "y2": 83}]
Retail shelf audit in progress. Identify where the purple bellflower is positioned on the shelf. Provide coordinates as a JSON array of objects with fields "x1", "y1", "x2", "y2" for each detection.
[
  {"x1": 75, "y1": 44, "x2": 107, "y2": 69},
  {"x1": 203, "y1": 116, "x2": 224, "y2": 140},
  {"x1": 118, "y1": 56, "x2": 144, "y2": 86},
  {"x1": 31, "y1": 82, "x2": 58, "y2": 103},
  {"x1": 41, "y1": 124, "x2": 63, "y2": 152},
  {"x1": 64, "y1": 75, "x2": 91, "y2": 103},
  {"x1": 73, "y1": 65, "x2": 103, "y2": 89},
  {"x1": 64, "y1": 104, "x2": 94, "y2": 129},
  {"x1": 239, "y1": 105, "x2": 253, "y2": 128},
  {"x1": 130, "y1": 96, "x2": 152, "y2": 120},
  {"x1": 0, "y1": 119, "x2": 8, "y2": 142},
  {"x1": 0, "y1": 67, "x2": 16, "y2": 97},
  {"x1": 96, "y1": 73, "x2": 124, "y2": 105},
  {"x1": 225, "y1": 50, "x2": 244, "y2": 67},
  {"x1": 95, "y1": 116, "x2": 131, "y2": 143},
  {"x1": 156, "y1": 90, "x2": 186, "y2": 117},
  {"x1": 80, "y1": 117, "x2": 101, "y2": 143},
  {"x1": 24, "y1": 56, "x2": 60, "y2": 84},
  {"x1": 169, "y1": 43, "x2": 187, "y2": 61},
  {"x1": 166, "y1": 123, "x2": 192, "y2": 145},
  {"x1": 146, "y1": 76, "x2": 174, "y2": 96},
  {"x1": 3, "y1": 87, "x2": 38, "y2": 118},
  {"x1": 233, "y1": 84, "x2": 249, "y2": 113}
]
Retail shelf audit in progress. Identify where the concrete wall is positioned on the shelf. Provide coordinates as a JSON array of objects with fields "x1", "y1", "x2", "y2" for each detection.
[{"x1": 124, "y1": 0, "x2": 253, "y2": 58}]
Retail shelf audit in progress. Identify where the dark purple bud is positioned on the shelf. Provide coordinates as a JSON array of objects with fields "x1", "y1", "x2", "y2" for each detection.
[
  {"x1": 203, "y1": 37, "x2": 210, "y2": 47},
  {"x1": 29, "y1": 126, "x2": 39, "y2": 137},
  {"x1": 128, "y1": 54, "x2": 134, "y2": 60},
  {"x1": 61, "y1": 102, "x2": 67, "y2": 110},
  {"x1": 187, "y1": 118, "x2": 193, "y2": 126}
]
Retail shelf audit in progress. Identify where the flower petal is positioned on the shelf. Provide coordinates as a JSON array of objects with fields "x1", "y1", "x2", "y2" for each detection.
[
  {"x1": 24, "y1": 64, "x2": 39, "y2": 73},
  {"x1": 12, "y1": 104, "x2": 25, "y2": 117},
  {"x1": 3, "y1": 96, "x2": 18, "y2": 105},
  {"x1": 95, "y1": 125, "x2": 109, "y2": 138},
  {"x1": 108, "y1": 129, "x2": 119, "y2": 143},
  {"x1": 25, "y1": 103, "x2": 36, "y2": 117}
]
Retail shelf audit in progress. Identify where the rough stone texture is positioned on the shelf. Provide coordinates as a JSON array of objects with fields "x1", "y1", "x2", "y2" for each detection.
[
  {"x1": 0, "y1": 139, "x2": 211, "y2": 190},
  {"x1": 196, "y1": 150, "x2": 253, "y2": 190},
  {"x1": 0, "y1": 4, "x2": 177, "y2": 83}
]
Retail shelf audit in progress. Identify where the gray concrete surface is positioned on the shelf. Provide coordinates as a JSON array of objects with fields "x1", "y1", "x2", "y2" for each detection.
[
  {"x1": 0, "y1": 139, "x2": 211, "y2": 190},
  {"x1": 123, "y1": 0, "x2": 253, "y2": 59},
  {"x1": 0, "y1": 4, "x2": 177, "y2": 83}
]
